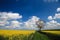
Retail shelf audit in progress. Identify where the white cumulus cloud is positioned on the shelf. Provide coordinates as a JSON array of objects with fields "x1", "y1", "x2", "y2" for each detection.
[
  {"x1": 45, "y1": 20, "x2": 60, "y2": 29},
  {"x1": 6, "y1": 20, "x2": 20, "y2": 28},
  {"x1": 24, "y1": 16, "x2": 40, "y2": 30},
  {"x1": 46, "y1": 8, "x2": 60, "y2": 29},
  {"x1": 48, "y1": 8, "x2": 60, "y2": 20},
  {"x1": 0, "y1": 12, "x2": 41, "y2": 30},
  {"x1": 48, "y1": 16, "x2": 53, "y2": 20},
  {"x1": 7, "y1": 12, "x2": 22, "y2": 19},
  {"x1": 53, "y1": 13, "x2": 60, "y2": 19},
  {"x1": 0, "y1": 12, "x2": 8, "y2": 26},
  {"x1": 57, "y1": 8, "x2": 60, "y2": 12},
  {"x1": 0, "y1": 12, "x2": 22, "y2": 28}
]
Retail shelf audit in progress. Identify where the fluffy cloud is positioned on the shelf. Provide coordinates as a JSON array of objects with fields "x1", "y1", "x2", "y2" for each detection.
[
  {"x1": 45, "y1": 20, "x2": 60, "y2": 29},
  {"x1": 24, "y1": 16, "x2": 40, "y2": 30},
  {"x1": 48, "y1": 13, "x2": 60, "y2": 20},
  {"x1": 48, "y1": 16, "x2": 53, "y2": 20},
  {"x1": 0, "y1": 13, "x2": 7, "y2": 26},
  {"x1": 46, "y1": 8, "x2": 60, "y2": 29},
  {"x1": 6, "y1": 21, "x2": 21, "y2": 28},
  {"x1": 1, "y1": 8, "x2": 60, "y2": 30},
  {"x1": 7, "y1": 12, "x2": 22, "y2": 19},
  {"x1": 0, "y1": 12, "x2": 22, "y2": 20},
  {"x1": 6, "y1": 16, "x2": 40, "y2": 30},
  {"x1": 0, "y1": 12, "x2": 22, "y2": 28},
  {"x1": 57, "y1": 8, "x2": 60, "y2": 12},
  {"x1": 0, "y1": 12, "x2": 40, "y2": 30},
  {"x1": 53, "y1": 13, "x2": 60, "y2": 19},
  {"x1": 47, "y1": 8, "x2": 60, "y2": 20}
]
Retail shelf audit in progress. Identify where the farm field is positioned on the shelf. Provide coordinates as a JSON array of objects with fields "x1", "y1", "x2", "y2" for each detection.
[
  {"x1": 0, "y1": 30, "x2": 35, "y2": 36},
  {"x1": 0, "y1": 30, "x2": 49, "y2": 40},
  {"x1": 42, "y1": 30, "x2": 60, "y2": 40},
  {"x1": 0, "y1": 30, "x2": 60, "y2": 40},
  {"x1": 42, "y1": 30, "x2": 60, "y2": 35},
  {"x1": 0, "y1": 30, "x2": 36, "y2": 40}
]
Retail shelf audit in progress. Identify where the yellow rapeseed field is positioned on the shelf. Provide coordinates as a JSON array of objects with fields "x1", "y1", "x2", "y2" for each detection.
[
  {"x1": 0, "y1": 30, "x2": 35, "y2": 36},
  {"x1": 42, "y1": 31, "x2": 60, "y2": 35}
]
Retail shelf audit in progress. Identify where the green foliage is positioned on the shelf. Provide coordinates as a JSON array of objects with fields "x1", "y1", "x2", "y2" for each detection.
[
  {"x1": 12, "y1": 34, "x2": 28, "y2": 40},
  {"x1": 29, "y1": 32, "x2": 49, "y2": 40},
  {"x1": 0, "y1": 35, "x2": 9, "y2": 40}
]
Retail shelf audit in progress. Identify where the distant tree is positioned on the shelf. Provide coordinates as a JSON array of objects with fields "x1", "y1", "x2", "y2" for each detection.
[{"x1": 36, "y1": 20, "x2": 45, "y2": 32}]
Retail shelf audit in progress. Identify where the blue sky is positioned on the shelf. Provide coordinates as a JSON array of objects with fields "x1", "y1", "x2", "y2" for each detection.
[
  {"x1": 0, "y1": 0, "x2": 60, "y2": 21},
  {"x1": 0, "y1": 0, "x2": 60, "y2": 30}
]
